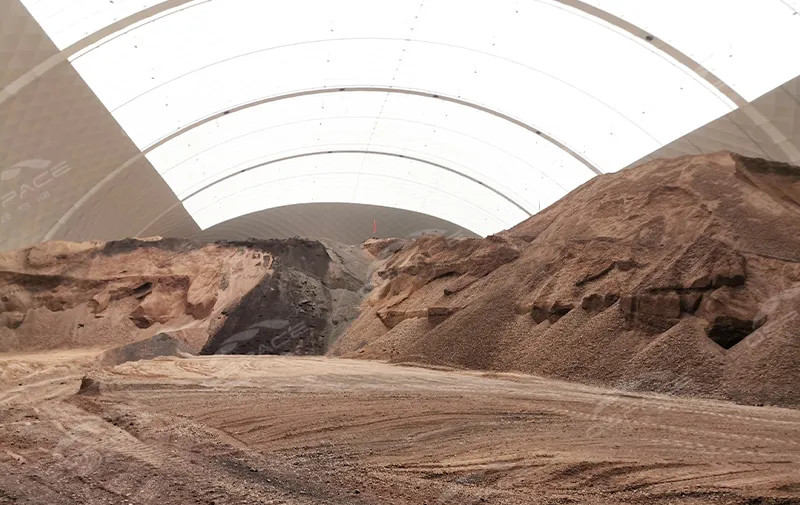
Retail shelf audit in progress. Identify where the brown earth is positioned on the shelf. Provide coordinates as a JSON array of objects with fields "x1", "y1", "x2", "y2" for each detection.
[
  {"x1": 0, "y1": 237, "x2": 270, "y2": 353},
  {"x1": 1, "y1": 353, "x2": 799, "y2": 504},
  {"x1": 0, "y1": 237, "x2": 370, "y2": 357},
  {"x1": 98, "y1": 332, "x2": 196, "y2": 366},
  {"x1": 332, "y1": 152, "x2": 800, "y2": 408},
  {"x1": 200, "y1": 238, "x2": 371, "y2": 356},
  {"x1": 1, "y1": 152, "x2": 800, "y2": 504}
]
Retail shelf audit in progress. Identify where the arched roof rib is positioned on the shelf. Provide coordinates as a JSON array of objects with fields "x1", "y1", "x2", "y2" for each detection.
[{"x1": 17, "y1": 0, "x2": 800, "y2": 237}]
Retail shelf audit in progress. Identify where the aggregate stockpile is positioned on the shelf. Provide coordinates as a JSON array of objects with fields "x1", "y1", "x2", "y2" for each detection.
[
  {"x1": 332, "y1": 152, "x2": 800, "y2": 408},
  {"x1": 0, "y1": 237, "x2": 369, "y2": 356}
]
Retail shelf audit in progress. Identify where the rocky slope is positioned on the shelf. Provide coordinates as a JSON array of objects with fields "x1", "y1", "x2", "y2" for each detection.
[
  {"x1": 331, "y1": 152, "x2": 800, "y2": 408},
  {"x1": 201, "y1": 238, "x2": 371, "y2": 355},
  {"x1": 99, "y1": 332, "x2": 196, "y2": 366},
  {"x1": 0, "y1": 237, "x2": 370, "y2": 355}
]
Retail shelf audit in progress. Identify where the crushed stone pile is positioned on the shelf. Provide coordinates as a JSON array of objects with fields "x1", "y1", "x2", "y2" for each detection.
[
  {"x1": 0, "y1": 237, "x2": 370, "y2": 357},
  {"x1": 201, "y1": 239, "x2": 371, "y2": 355},
  {"x1": 99, "y1": 332, "x2": 196, "y2": 366},
  {"x1": 331, "y1": 152, "x2": 800, "y2": 408}
]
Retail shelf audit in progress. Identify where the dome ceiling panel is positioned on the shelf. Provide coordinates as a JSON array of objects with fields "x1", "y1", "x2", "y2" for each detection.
[
  {"x1": 145, "y1": 91, "x2": 590, "y2": 220},
  {"x1": 19, "y1": 0, "x2": 171, "y2": 49},
  {"x1": 11, "y1": 0, "x2": 800, "y2": 240},
  {"x1": 67, "y1": 0, "x2": 733, "y2": 166},
  {"x1": 585, "y1": 0, "x2": 800, "y2": 101},
  {"x1": 376, "y1": 92, "x2": 594, "y2": 190},
  {"x1": 409, "y1": 0, "x2": 734, "y2": 145},
  {"x1": 191, "y1": 203, "x2": 477, "y2": 244},
  {"x1": 182, "y1": 152, "x2": 524, "y2": 235}
]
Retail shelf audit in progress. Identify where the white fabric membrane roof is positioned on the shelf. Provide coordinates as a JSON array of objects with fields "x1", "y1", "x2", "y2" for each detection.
[{"x1": 21, "y1": 0, "x2": 800, "y2": 236}]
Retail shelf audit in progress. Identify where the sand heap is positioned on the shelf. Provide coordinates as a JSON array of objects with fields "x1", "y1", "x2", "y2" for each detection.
[
  {"x1": 201, "y1": 238, "x2": 371, "y2": 355},
  {"x1": 0, "y1": 237, "x2": 370, "y2": 355},
  {"x1": 331, "y1": 152, "x2": 800, "y2": 408},
  {"x1": 99, "y1": 332, "x2": 196, "y2": 366}
]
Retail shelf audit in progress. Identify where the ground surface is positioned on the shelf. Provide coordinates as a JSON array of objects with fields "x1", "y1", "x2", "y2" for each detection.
[{"x1": 1, "y1": 353, "x2": 799, "y2": 504}]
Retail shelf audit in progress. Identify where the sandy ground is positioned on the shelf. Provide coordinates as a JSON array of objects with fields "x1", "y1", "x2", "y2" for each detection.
[{"x1": 1, "y1": 354, "x2": 799, "y2": 504}]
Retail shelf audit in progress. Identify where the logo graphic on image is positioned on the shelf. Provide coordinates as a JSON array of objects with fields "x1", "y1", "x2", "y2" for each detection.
[
  {"x1": 407, "y1": 228, "x2": 471, "y2": 240},
  {"x1": 216, "y1": 319, "x2": 310, "y2": 354},
  {"x1": 586, "y1": 370, "x2": 694, "y2": 438},
  {"x1": 47, "y1": 420, "x2": 105, "y2": 478},
  {"x1": 0, "y1": 159, "x2": 52, "y2": 181},
  {"x1": 1, "y1": 159, "x2": 72, "y2": 224}
]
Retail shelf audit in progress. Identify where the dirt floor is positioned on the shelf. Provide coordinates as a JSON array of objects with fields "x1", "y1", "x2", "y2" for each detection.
[{"x1": 1, "y1": 352, "x2": 799, "y2": 504}]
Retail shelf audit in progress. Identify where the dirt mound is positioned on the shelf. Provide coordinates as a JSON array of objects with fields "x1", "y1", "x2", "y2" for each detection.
[
  {"x1": 331, "y1": 152, "x2": 800, "y2": 408},
  {"x1": 76, "y1": 375, "x2": 102, "y2": 395},
  {"x1": 0, "y1": 237, "x2": 370, "y2": 356},
  {"x1": 201, "y1": 239, "x2": 371, "y2": 355},
  {"x1": 0, "y1": 238, "x2": 269, "y2": 353},
  {"x1": 99, "y1": 333, "x2": 195, "y2": 366}
]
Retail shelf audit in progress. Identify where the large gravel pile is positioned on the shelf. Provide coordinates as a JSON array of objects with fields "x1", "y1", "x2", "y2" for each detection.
[
  {"x1": 331, "y1": 152, "x2": 800, "y2": 408},
  {"x1": 0, "y1": 237, "x2": 371, "y2": 357}
]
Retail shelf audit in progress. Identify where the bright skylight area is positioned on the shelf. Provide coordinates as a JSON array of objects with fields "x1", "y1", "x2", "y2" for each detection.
[
  {"x1": 146, "y1": 92, "x2": 593, "y2": 206},
  {"x1": 18, "y1": 0, "x2": 800, "y2": 235},
  {"x1": 182, "y1": 152, "x2": 527, "y2": 236},
  {"x1": 20, "y1": 0, "x2": 170, "y2": 49},
  {"x1": 586, "y1": 0, "x2": 800, "y2": 101}
]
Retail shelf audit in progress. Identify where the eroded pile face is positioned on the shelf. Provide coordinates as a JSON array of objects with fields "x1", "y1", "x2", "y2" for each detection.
[
  {"x1": 0, "y1": 238, "x2": 266, "y2": 352},
  {"x1": 0, "y1": 237, "x2": 370, "y2": 356},
  {"x1": 200, "y1": 239, "x2": 370, "y2": 355},
  {"x1": 332, "y1": 152, "x2": 800, "y2": 408}
]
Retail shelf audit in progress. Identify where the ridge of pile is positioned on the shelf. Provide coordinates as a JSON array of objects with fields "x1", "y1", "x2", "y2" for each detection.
[{"x1": 332, "y1": 152, "x2": 800, "y2": 408}]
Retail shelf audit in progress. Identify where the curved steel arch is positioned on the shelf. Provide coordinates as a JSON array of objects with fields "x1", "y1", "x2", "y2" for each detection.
[
  {"x1": 162, "y1": 115, "x2": 570, "y2": 192},
  {"x1": 136, "y1": 149, "x2": 527, "y2": 236},
  {"x1": 34, "y1": 0, "x2": 799, "y2": 241},
  {"x1": 108, "y1": 35, "x2": 660, "y2": 148},
  {"x1": 0, "y1": 0, "x2": 200, "y2": 106},
  {"x1": 551, "y1": 0, "x2": 746, "y2": 107},
  {"x1": 145, "y1": 86, "x2": 602, "y2": 175},
  {"x1": 14, "y1": 0, "x2": 789, "y2": 168},
  {"x1": 15, "y1": 0, "x2": 792, "y2": 170},
  {"x1": 44, "y1": 86, "x2": 592, "y2": 242},
  {"x1": 181, "y1": 149, "x2": 534, "y2": 216},
  {"x1": 3, "y1": 0, "x2": 747, "y2": 108}
]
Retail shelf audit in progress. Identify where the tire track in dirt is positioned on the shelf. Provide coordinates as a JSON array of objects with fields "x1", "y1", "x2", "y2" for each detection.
[{"x1": 3, "y1": 355, "x2": 800, "y2": 504}]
